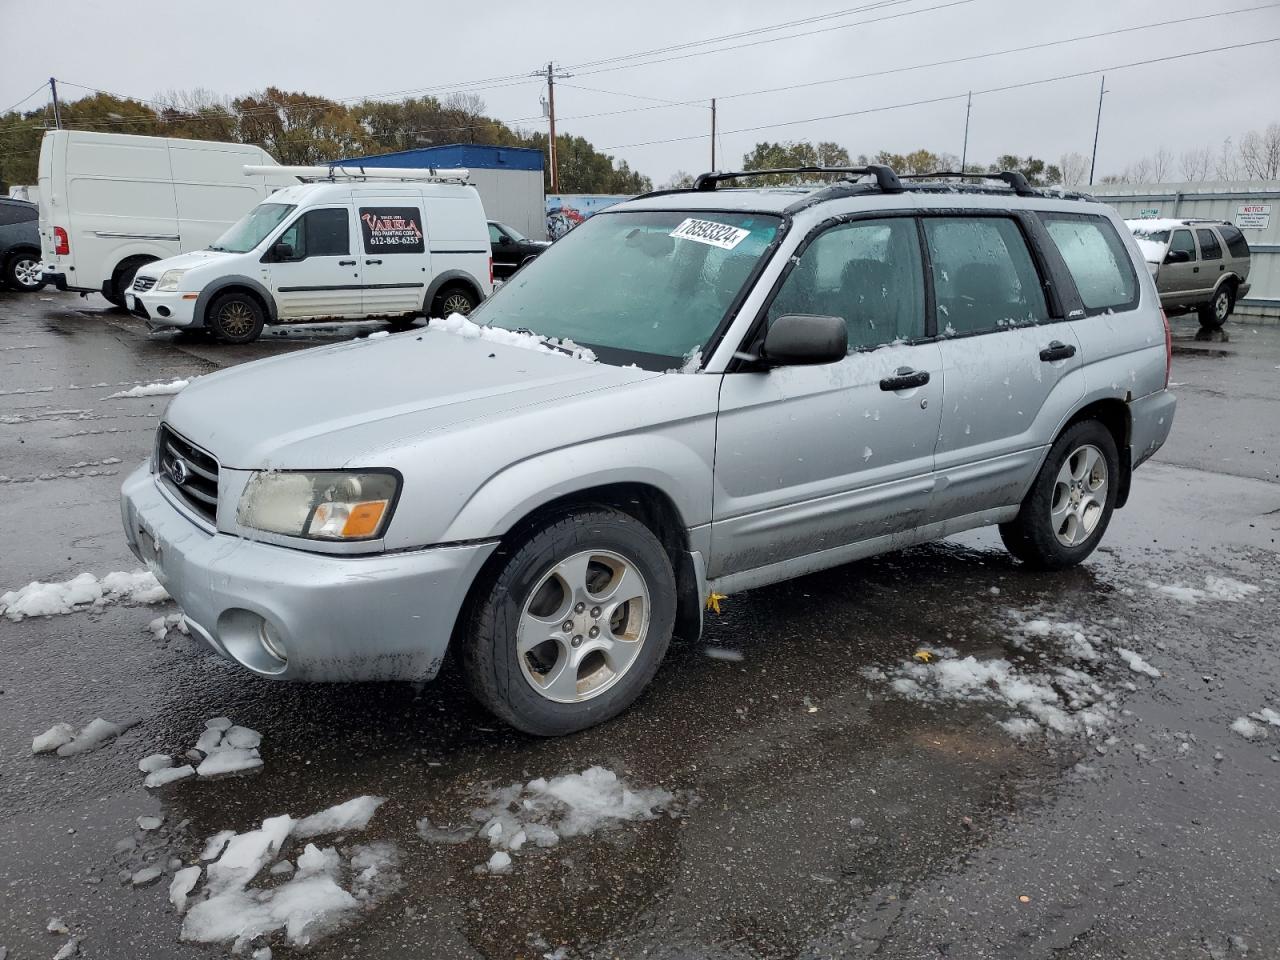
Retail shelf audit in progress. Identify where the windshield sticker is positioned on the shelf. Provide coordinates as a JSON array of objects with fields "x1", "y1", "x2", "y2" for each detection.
[
  {"x1": 359, "y1": 207, "x2": 425, "y2": 253},
  {"x1": 669, "y1": 218, "x2": 751, "y2": 250}
]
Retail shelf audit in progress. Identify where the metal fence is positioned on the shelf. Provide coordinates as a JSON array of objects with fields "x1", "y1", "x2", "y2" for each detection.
[{"x1": 1084, "y1": 180, "x2": 1279, "y2": 320}]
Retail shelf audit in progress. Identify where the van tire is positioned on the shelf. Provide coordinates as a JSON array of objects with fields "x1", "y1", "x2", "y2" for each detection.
[
  {"x1": 999, "y1": 419, "x2": 1119, "y2": 570},
  {"x1": 3, "y1": 251, "x2": 45, "y2": 292},
  {"x1": 107, "y1": 259, "x2": 151, "y2": 309},
  {"x1": 1198, "y1": 283, "x2": 1233, "y2": 330},
  {"x1": 430, "y1": 284, "x2": 478, "y2": 319},
  {"x1": 461, "y1": 506, "x2": 676, "y2": 736},
  {"x1": 207, "y1": 291, "x2": 266, "y2": 344}
]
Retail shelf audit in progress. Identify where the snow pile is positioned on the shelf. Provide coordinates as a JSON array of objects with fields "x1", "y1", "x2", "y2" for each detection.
[
  {"x1": 177, "y1": 799, "x2": 395, "y2": 952},
  {"x1": 429, "y1": 313, "x2": 597, "y2": 362},
  {"x1": 416, "y1": 766, "x2": 677, "y2": 875},
  {"x1": 1008, "y1": 614, "x2": 1103, "y2": 662},
  {"x1": 138, "y1": 717, "x2": 265, "y2": 787},
  {"x1": 147, "y1": 613, "x2": 188, "y2": 640},
  {"x1": 1148, "y1": 574, "x2": 1260, "y2": 604},
  {"x1": 295, "y1": 797, "x2": 386, "y2": 838},
  {"x1": 103, "y1": 378, "x2": 193, "y2": 399},
  {"x1": 1116, "y1": 647, "x2": 1162, "y2": 678},
  {"x1": 32, "y1": 717, "x2": 137, "y2": 756},
  {"x1": 1, "y1": 569, "x2": 168, "y2": 620},
  {"x1": 1231, "y1": 717, "x2": 1268, "y2": 740}
]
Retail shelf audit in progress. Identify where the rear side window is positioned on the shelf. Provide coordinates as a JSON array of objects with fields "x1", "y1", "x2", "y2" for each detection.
[
  {"x1": 1196, "y1": 228, "x2": 1222, "y2": 260},
  {"x1": 1219, "y1": 224, "x2": 1250, "y2": 259},
  {"x1": 1169, "y1": 230, "x2": 1197, "y2": 261},
  {"x1": 0, "y1": 202, "x2": 37, "y2": 225},
  {"x1": 923, "y1": 217, "x2": 1049, "y2": 335},
  {"x1": 1038, "y1": 214, "x2": 1138, "y2": 313}
]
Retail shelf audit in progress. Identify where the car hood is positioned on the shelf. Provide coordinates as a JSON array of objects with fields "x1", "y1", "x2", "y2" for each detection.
[
  {"x1": 164, "y1": 327, "x2": 661, "y2": 469},
  {"x1": 137, "y1": 248, "x2": 238, "y2": 277}
]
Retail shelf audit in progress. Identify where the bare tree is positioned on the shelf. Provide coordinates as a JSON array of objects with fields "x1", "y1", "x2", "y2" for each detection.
[
  {"x1": 1058, "y1": 151, "x2": 1090, "y2": 185},
  {"x1": 1179, "y1": 146, "x2": 1213, "y2": 182},
  {"x1": 660, "y1": 170, "x2": 695, "y2": 189},
  {"x1": 1214, "y1": 137, "x2": 1244, "y2": 180},
  {"x1": 442, "y1": 92, "x2": 486, "y2": 118},
  {"x1": 1149, "y1": 146, "x2": 1173, "y2": 182},
  {"x1": 1123, "y1": 156, "x2": 1153, "y2": 184},
  {"x1": 1239, "y1": 123, "x2": 1280, "y2": 179}
]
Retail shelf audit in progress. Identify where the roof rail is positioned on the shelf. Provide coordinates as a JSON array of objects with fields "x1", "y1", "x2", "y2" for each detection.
[
  {"x1": 899, "y1": 170, "x2": 1036, "y2": 196},
  {"x1": 243, "y1": 164, "x2": 471, "y2": 183},
  {"x1": 691, "y1": 164, "x2": 903, "y2": 194}
]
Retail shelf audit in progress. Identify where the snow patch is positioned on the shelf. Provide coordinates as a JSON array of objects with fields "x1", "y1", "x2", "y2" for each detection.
[
  {"x1": 103, "y1": 378, "x2": 193, "y2": 399},
  {"x1": 1148, "y1": 575, "x2": 1260, "y2": 605},
  {"x1": 1115, "y1": 647, "x2": 1162, "y2": 679},
  {"x1": 1231, "y1": 717, "x2": 1268, "y2": 740},
  {"x1": 1, "y1": 569, "x2": 167, "y2": 620},
  {"x1": 430, "y1": 313, "x2": 597, "y2": 362}
]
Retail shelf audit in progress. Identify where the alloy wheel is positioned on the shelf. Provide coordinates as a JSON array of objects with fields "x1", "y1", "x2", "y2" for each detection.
[
  {"x1": 441, "y1": 292, "x2": 473, "y2": 316},
  {"x1": 218, "y1": 301, "x2": 255, "y2": 337},
  {"x1": 1050, "y1": 444, "x2": 1108, "y2": 547},
  {"x1": 13, "y1": 257, "x2": 42, "y2": 290},
  {"x1": 1214, "y1": 289, "x2": 1230, "y2": 322}
]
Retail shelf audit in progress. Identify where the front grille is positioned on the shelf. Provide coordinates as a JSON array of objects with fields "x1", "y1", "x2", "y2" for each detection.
[
  {"x1": 133, "y1": 275, "x2": 156, "y2": 292},
  {"x1": 156, "y1": 424, "x2": 219, "y2": 523}
]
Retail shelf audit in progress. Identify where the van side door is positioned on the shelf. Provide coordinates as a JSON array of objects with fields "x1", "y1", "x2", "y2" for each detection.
[
  {"x1": 355, "y1": 201, "x2": 428, "y2": 317},
  {"x1": 264, "y1": 204, "x2": 362, "y2": 319}
]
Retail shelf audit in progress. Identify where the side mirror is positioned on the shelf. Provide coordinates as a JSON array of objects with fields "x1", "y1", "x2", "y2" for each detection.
[
  {"x1": 760, "y1": 314, "x2": 847, "y2": 367},
  {"x1": 1164, "y1": 249, "x2": 1190, "y2": 265},
  {"x1": 498, "y1": 235, "x2": 513, "y2": 245},
  {"x1": 271, "y1": 241, "x2": 296, "y2": 261}
]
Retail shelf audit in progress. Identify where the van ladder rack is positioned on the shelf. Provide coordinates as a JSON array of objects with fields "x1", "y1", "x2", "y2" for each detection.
[
  {"x1": 243, "y1": 164, "x2": 472, "y2": 184},
  {"x1": 898, "y1": 170, "x2": 1036, "y2": 196},
  {"x1": 691, "y1": 164, "x2": 903, "y2": 194}
]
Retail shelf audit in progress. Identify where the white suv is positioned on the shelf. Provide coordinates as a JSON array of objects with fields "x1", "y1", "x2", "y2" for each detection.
[{"x1": 128, "y1": 172, "x2": 492, "y2": 342}]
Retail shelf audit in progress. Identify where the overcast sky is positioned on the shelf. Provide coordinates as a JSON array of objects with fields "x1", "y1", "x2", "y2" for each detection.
[{"x1": 3, "y1": 0, "x2": 1278, "y2": 184}]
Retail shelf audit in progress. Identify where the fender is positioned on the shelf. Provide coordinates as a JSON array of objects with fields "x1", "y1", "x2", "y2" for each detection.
[
  {"x1": 1211, "y1": 272, "x2": 1242, "y2": 297},
  {"x1": 193, "y1": 275, "x2": 278, "y2": 327},
  {"x1": 424, "y1": 269, "x2": 484, "y2": 311},
  {"x1": 95, "y1": 241, "x2": 176, "y2": 290}
]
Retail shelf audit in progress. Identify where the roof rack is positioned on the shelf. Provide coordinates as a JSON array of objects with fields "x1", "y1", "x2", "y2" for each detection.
[
  {"x1": 898, "y1": 170, "x2": 1036, "y2": 196},
  {"x1": 243, "y1": 164, "x2": 471, "y2": 184},
  {"x1": 691, "y1": 164, "x2": 903, "y2": 194}
]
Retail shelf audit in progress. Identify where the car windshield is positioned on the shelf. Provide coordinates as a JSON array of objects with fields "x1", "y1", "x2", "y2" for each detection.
[
  {"x1": 209, "y1": 203, "x2": 296, "y2": 253},
  {"x1": 474, "y1": 209, "x2": 781, "y2": 368},
  {"x1": 1130, "y1": 227, "x2": 1170, "y2": 242}
]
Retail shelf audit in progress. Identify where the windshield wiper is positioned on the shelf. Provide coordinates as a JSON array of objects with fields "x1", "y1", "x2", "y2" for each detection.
[
  {"x1": 207, "y1": 245, "x2": 226, "y2": 251},
  {"x1": 515, "y1": 326, "x2": 579, "y2": 357}
]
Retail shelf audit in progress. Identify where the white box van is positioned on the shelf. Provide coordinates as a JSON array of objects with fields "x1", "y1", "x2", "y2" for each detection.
[
  {"x1": 37, "y1": 130, "x2": 297, "y2": 305},
  {"x1": 128, "y1": 168, "x2": 493, "y2": 343}
]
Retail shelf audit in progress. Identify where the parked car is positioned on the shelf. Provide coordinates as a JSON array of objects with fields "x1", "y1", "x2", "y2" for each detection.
[
  {"x1": 128, "y1": 171, "x2": 492, "y2": 342},
  {"x1": 1125, "y1": 218, "x2": 1251, "y2": 329},
  {"x1": 0, "y1": 198, "x2": 44, "y2": 292},
  {"x1": 37, "y1": 130, "x2": 297, "y2": 306},
  {"x1": 488, "y1": 220, "x2": 549, "y2": 278},
  {"x1": 122, "y1": 166, "x2": 1175, "y2": 735}
]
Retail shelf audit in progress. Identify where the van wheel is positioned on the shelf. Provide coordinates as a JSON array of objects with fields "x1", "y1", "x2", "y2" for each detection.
[
  {"x1": 431, "y1": 285, "x2": 477, "y2": 318},
  {"x1": 999, "y1": 420, "x2": 1119, "y2": 570},
  {"x1": 1198, "y1": 284, "x2": 1233, "y2": 330},
  {"x1": 462, "y1": 507, "x2": 676, "y2": 736},
  {"x1": 4, "y1": 252, "x2": 45, "y2": 292},
  {"x1": 386, "y1": 315, "x2": 418, "y2": 332},
  {"x1": 107, "y1": 260, "x2": 149, "y2": 309},
  {"x1": 207, "y1": 291, "x2": 265, "y2": 343}
]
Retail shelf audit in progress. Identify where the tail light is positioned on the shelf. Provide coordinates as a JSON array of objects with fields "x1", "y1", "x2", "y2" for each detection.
[
  {"x1": 53, "y1": 226, "x2": 69, "y2": 256},
  {"x1": 1162, "y1": 309, "x2": 1172, "y2": 389},
  {"x1": 488, "y1": 256, "x2": 494, "y2": 286}
]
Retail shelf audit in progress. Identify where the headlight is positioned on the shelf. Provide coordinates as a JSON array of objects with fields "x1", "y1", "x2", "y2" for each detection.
[
  {"x1": 156, "y1": 269, "x2": 187, "y2": 292},
  {"x1": 237, "y1": 471, "x2": 399, "y2": 541}
]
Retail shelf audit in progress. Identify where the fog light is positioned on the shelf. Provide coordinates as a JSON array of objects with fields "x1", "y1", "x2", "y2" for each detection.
[
  {"x1": 259, "y1": 619, "x2": 287, "y2": 663},
  {"x1": 156, "y1": 305, "x2": 171, "y2": 317}
]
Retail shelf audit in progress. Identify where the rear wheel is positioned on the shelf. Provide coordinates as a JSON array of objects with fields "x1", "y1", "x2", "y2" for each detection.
[
  {"x1": 431, "y1": 284, "x2": 478, "y2": 319},
  {"x1": 207, "y1": 291, "x2": 265, "y2": 344},
  {"x1": 999, "y1": 419, "x2": 1119, "y2": 570},
  {"x1": 3, "y1": 251, "x2": 45, "y2": 292},
  {"x1": 107, "y1": 259, "x2": 151, "y2": 309},
  {"x1": 462, "y1": 507, "x2": 676, "y2": 736},
  {"x1": 1198, "y1": 284, "x2": 1233, "y2": 330}
]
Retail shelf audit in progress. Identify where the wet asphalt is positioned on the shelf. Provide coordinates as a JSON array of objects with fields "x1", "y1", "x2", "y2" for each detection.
[{"x1": 0, "y1": 290, "x2": 1277, "y2": 960}]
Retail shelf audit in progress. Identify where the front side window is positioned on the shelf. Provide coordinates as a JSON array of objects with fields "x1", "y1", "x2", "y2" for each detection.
[
  {"x1": 767, "y1": 217, "x2": 925, "y2": 350},
  {"x1": 211, "y1": 202, "x2": 295, "y2": 254},
  {"x1": 923, "y1": 217, "x2": 1049, "y2": 335},
  {"x1": 1196, "y1": 228, "x2": 1222, "y2": 260},
  {"x1": 1168, "y1": 229, "x2": 1197, "y2": 261},
  {"x1": 278, "y1": 208, "x2": 350, "y2": 259},
  {"x1": 1219, "y1": 224, "x2": 1250, "y2": 258},
  {"x1": 1039, "y1": 214, "x2": 1138, "y2": 312},
  {"x1": 487, "y1": 223, "x2": 503, "y2": 244},
  {"x1": 476, "y1": 209, "x2": 780, "y2": 368}
]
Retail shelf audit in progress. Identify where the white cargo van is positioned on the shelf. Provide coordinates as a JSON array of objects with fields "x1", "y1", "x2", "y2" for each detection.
[
  {"x1": 129, "y1": 167, "x2": 493, "y2": 343},
  {"x1": 38, "y1": 130, "x2": 297, "y2": 305}
]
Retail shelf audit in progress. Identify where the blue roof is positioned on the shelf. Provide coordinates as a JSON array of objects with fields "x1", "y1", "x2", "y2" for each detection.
[{"x1": 337, "y1": 144, "x2": 544, "y2": 173}]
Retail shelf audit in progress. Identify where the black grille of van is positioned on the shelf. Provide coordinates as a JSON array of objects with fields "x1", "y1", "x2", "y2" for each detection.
[{"x1": 156, "y1": 424, "x2": 219, "y2": 523}]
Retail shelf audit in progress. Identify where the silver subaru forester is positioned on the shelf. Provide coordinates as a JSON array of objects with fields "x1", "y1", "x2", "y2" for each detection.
[{"x1": 121, "y1": 166, "x2": 1176, "y2": 735}]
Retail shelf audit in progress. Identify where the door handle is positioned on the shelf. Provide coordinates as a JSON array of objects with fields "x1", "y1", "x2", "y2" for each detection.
[
  {"x1": 1192, "y1": 266, "x2": 1199, "y2": 273},
  {"x1": 338, "y1": 259, "x2": 356, "y2": 266},
  {"x1": 1039, "y1": 341, "x2": 1077, "y2": 362},
  {"x1": 365, "y1": 259, "x2": 383, "y2": 265},
  {"x1": 879, "y1": 367, "x2": 930, "y2": 391}
]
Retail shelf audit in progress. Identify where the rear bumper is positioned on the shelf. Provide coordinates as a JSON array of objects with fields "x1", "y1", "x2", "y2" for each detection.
[
  {"x1": 120, "y1": 463, "x2": 497, "y2": 682},
  {"x1": 41, "y1": 270, "x2": 98, "y2": 295},
  {"x1": 1130, "y1": 388, "x2": 1176, "y2": 469}
]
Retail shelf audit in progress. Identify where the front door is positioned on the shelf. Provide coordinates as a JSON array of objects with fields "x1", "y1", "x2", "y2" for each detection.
[
  {"x1": 266, "y1": 205, "x2": 362, "y2": 319},
  {"x1": 1159, "y1": 227, "x2": 1201, "y2": 308},
  {"x1": 356, "y1": 201, "x2": 429, "y2": 316},
  {"x1": 712, "y1": 216, "x2": 943, "y2": 579}
]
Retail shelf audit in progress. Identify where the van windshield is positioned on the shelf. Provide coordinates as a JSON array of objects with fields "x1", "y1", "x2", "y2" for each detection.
[
  {"x1": 210, "y1": 203, "x2": 296, "y2": 253},
  {"x1": 473, "y1": 209, "x2": 781, "y2": 369}
]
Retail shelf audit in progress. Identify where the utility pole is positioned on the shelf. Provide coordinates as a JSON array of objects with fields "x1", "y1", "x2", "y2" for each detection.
[
  {"x1": 710, "y1": 99, "x2": 717, "y2": 170},
  {"x1": 960, "y1": 90, "x2": 971, "y2": 174},
  {"x1": 49, "y1": 76, "x2": 62, "y2": 129},
  {"x1": 1089, "y1": 74, "x2": 1107, "y2": 186},
  {"x1": 535, "y1": 62, "x2": 572, "y2": 194}
]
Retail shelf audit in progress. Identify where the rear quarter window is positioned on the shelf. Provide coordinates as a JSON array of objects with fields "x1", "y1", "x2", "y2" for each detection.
[
  {"x1": 1037, "y1": 213, "x2": 1139, "y2": 314},
  {"x1": 1218, "y1": 224, "x2": 1250, "y2": 259}
]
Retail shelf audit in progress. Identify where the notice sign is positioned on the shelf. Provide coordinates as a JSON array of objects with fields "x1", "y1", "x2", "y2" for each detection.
[
  {"x1": 360, "y1": 207, "x2": 425, "y2": 252},
  {"x1": 669, "y1": 218, "x2": 750, "y2": 250},
  {"x1": 1236, "y1": 204, "x2": 1271, "y2": 229}
]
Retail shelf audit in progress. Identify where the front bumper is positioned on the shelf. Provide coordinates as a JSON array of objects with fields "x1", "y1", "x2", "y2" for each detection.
[
  {"x1": 132, "y1": 288, "x2": 199, "y2": 327},
  {"x1": 1129, "y1": 388, "x2": 1176, "y2": 469},
  {"x1": 120, "y1": 463, "x2": 497, "y2": 682}
]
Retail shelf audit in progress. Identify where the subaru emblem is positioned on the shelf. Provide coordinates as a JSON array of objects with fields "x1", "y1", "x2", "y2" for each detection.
[{"x1": 169, "y1": 458, "x2": 189, "y2": 486}]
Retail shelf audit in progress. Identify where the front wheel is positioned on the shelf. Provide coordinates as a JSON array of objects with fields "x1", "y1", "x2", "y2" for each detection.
[
  {"x1": 207, "y1": 291, "x2": 265, "y2": 344},
  {"x1": 1198, "y1": 285, "x2": 1233, "y2": 330},
  {"x1": 999, "y1": 420, "x2": 1119, "y2": 570},
  {"x1": 462, "y1": 507, "x2": 676, "y2": 736},
  {"x1": 431, "y1": 285, "x2": 478, "y2": 319}
]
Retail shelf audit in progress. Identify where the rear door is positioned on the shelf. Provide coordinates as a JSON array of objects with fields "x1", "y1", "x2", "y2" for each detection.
[
  {"x1": 1195, "y1": 227, "x2": 1226, "y2": 288},
  {"x1": 925, "y1": 213, "x2": 1083, "y2": 520},
  {"x1": 265, "y1": 204, "x2": 362, "y2": 319},
  {"x1": 355, "y1": 200, "x2": 428, "y2": 316}
]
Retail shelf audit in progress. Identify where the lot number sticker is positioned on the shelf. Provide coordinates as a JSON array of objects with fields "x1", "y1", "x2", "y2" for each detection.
[
  {"x1": 1236, "y1": 204, "x2": 1271, "y2": 229},
  {"x1": 669, "y1": 218, "x2": 751, "y2": 250},
  {"x1": 360, "y1": 207, "x2": 425, "y2": 253}
]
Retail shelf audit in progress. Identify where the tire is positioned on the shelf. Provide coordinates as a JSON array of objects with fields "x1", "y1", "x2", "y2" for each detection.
[
  {"x1": 461, "y1": 507, "x2": 677, "y2": 736},
  {"x1": 207, "y1": 290, "x2": 266, "y2": 344},
  {"x1": 999, "y1": 419, "x2": 1120, "y2": 570},
  {"x1": 1198, "y1": 284, "x2": 1233, "y2": 330},
  {"x1": 385, "y1": 315, "x2": 418, "y2": 332},
  {"x1": 108, "y1": 260, "x2": 149, "y2": 309},
  {"x1": 3, "y1": 251, "x2": 45, "y2": 292},
  {"x1": 431, "y1": 284, "x2": 478, "y2": 319}
]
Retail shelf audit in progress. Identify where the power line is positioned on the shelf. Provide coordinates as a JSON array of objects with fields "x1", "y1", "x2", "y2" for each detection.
[{"x1": 1, "y1": 82, "x2": 51, "y2": 116}]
